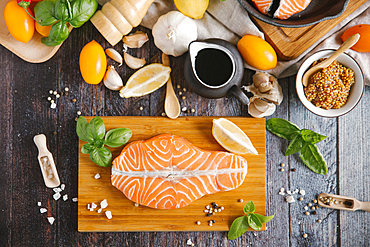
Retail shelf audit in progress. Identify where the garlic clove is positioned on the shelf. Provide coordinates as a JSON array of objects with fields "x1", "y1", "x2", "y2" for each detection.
[
  {"x1": 105, "y1": 48, "x2": 123, "y2": 67},
  {"x1": 252, "y1": 97, "x2": 269, "y2": 112},
  {"x1": 103, "y1": 65, "x2": 123, "y2": 91},
  {"x1": 252, "y1": 71, "x2": 270, "y2": 87},
  {"x1": 124, "y1": 53, "x2": 146, "y2": 69},
  {"x1": 248, "y1": 99, "x2": 276, "y2": 118},
  {"x1": 123, "y1": 31, "x2": 149, "y2": 49},
  {"x1": 258, "y1": 82, "x2": 273, "y2": 93}
]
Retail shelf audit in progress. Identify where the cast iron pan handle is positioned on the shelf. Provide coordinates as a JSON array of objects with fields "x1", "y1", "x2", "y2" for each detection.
[{"x1": 229, "y1": 85, "x2": 249, "y2": 105}]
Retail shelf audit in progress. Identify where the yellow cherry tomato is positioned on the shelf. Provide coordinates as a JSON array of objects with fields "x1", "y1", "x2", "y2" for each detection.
[
  {"x1": 4, "y1": 0, "x2": 35, "y2": 44},
  {"x1": 237, "y1": 35, "x2": 277, "y2": 70},
  {"x1": 79, "y1": 40, "x2": 107, "y2": 84},
  {"x1": 340, "y1": 24, "x2": 370, "y2": 53},
  {"x1": 35, "y1": 23, "x2": 52, "y2": 37}
]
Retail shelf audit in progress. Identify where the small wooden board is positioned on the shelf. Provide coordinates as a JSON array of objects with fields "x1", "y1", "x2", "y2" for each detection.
[
  {"x1": 252, "y1": 0, "x2": 368, "y2": 60},
  {"x1": 78, "y1": 116, "x2": 266, "y2": 232}
]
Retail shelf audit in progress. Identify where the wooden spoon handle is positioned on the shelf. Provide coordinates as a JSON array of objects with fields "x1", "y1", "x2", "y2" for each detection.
[
  {"x1": 320, "y1": 33, "x2": 360, "y2": 67},
  {"x1": 359, "y1": 201, "x2": 370, "y2": 212}
]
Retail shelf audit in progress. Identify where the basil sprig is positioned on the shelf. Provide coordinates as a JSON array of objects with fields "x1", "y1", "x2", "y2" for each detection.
[
  {"x1": 34, "y1": 0, "x2": 98, "y2": 46},
  {"x1": 76, "y1": 116, "x2": 132, "y2": 167},
  {"x1": 228, "y1": 201, "x2": 274, "y2": 240},
  {"x1": 266, "y1": 118, "x2": 327, "y2": 175}
]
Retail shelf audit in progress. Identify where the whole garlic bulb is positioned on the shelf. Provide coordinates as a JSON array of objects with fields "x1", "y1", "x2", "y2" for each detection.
[{"x1": 152, "y1": 11, "x2": 197, "y2": 57}]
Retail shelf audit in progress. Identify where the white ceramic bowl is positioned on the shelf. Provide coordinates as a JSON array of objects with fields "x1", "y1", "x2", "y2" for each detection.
[{"x1": 296, "y1": 49, "x2": 364, "y2": 117}]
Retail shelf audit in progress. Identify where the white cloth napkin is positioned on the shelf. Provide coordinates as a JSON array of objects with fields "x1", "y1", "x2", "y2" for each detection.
[{"x1": 141, "y1": 0, "x2": 370, "y2": 86}]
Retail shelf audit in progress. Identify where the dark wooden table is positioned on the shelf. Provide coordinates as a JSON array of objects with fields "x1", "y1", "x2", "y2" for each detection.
[{"x1": 1, "y1": 22, "x2": 369, "y2": 247}]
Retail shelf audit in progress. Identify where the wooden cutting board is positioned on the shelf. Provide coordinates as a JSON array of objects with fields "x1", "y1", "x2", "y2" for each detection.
[
  {"x1": 252, "y1": 0, "x2": 368, "y2": 60},
  {"x1": 78, "y1": 116, "x2": 266, "y2": 232}
]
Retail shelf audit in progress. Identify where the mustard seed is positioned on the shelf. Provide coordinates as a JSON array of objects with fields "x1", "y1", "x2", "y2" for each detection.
[{"x1": 303, "y1": 233, "x2": 308, "y2": 238}]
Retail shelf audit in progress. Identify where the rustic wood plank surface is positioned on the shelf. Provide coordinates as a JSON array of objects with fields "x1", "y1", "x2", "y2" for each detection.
[{"x1": 0, "y1": 21, "x2": 370, "y2": 246}]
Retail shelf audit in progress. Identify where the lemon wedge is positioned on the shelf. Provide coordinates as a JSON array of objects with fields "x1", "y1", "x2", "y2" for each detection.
[
  {"x1": 119, "y1": 64, "x2": 171, "y2": 98},
  {"x1": 174, "y1": 0, "x2": 209, "y2": 19},
  {"x1": 212, "y1": 118, "x2": 258, "y2": 155}
]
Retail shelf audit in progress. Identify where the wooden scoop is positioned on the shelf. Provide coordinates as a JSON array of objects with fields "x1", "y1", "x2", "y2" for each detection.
[
  {"x1": 162, "y1": 53, "x2": 180, "y2": 119},
  {"x1": 33, "y1": 134, "x2": 60, "y2": 188},
  {"x1": 318, "y1": 193, "x2": 370, "y2": 212},
  {"x1": 302, "y1": 33, "x2": 360, "y2": 87}
]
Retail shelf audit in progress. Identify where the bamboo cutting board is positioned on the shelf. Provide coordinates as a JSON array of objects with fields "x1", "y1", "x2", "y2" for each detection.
[
  {"x1": 251, "y1": 0, "x2": 368, "y2": 60},
  {"x1": 78, "y1": 116, "x2": 266, "y2": 232}
]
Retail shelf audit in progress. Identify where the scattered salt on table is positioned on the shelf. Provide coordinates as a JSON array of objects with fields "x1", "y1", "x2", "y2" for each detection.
[
  {"x1": 94, "y1": 173, "x2": 101, "y2": 179},
  {"x1": 60, "y1": 184, "x2": 65, "y2": 190},
  {"x1": 37, "y1": 202, "x2": 41, "y2": 207},
  {"x1": 285, "y1": 195, "x2": 295, "y2": 203},
  {"x1": 53, "y1": 192, "x2": 61, "y2": 201},
  {"x1": 47, "y1": 217, "x2": 55, "y2": 225},
  {"x1": 72, "y1": 198, "x2": 78, "y2": 202},
  {"x1": 40, "y1": 208, "x2": 47, "y2": 214},
  {"x1": 97, "y1": 208, "x2": 103, "y2": 214},
  {"x1": 63, "y1": 194, "x2": 68, "y2": 201},
  {"x1": 299, "y1": 190, "x2": 306, "y2": 196},
  {"x1": 100, "y1": 199, "x2": 108, "y2": 209},
  {"x1": 105, "y1": 211, "x2": 112, "y2": 219}
]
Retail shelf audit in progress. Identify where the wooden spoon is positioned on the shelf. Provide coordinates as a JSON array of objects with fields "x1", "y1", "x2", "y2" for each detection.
[
  {"x1": 317, "y1": 193, "x2": 370, "y2": 212},
  {"x1": 162, "y1": 53, "x2": 180, "y2": 119},
  {"x1": 302, "y1": 33, "x2": 360, "y2": 87}
]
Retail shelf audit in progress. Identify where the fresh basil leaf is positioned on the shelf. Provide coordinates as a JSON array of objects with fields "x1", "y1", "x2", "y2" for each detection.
[
  {"x1": 89, "y1": 147, "x2": 112, "y2": 167},
  {"x1": 87, "y1": 116, "x2": 105, "y2": 142},
  {"x1": 54, "y1": 0, "x2": 72, "y2": 21},
  {"x1": 301, "y1": 129, "x2": 326, "y2": 144},
  {"x1": 299, "y1": 143, "x2": 327, "y2": 175},
  {"x1": 105, "y1": 128, "x2": 132, "y2": 148},
  {"x1": 285, "y1": 134, "x2": 305, "y2": 156},
  {"x1": 94, "y1": 139, "x2": 105, "y2": 148},
  {"x1": 34, "y1": 0, "x2": 58, "y2": 26},
  {"x1": 69, "y1": 0, "x2": 98, "y2": 28},
  {"x1": 253, "y1": 213, "x2": 275, "y2": 223},
  {"x1": 266, "y1": 118, "x2": 300, "y2": 141},
  {"x1": 81, "y1": 143, "x2": 95, "y2": 154},
  {"x1": 76, "y1": 116, "x2": 92, "y2": 143},
  {"x1": 248, "y1": 214, "x2": 262, "y2": 231},
  {"x1": 243, "y1": 201, "x2": 255, "y2": 214},
  {"x1": 41, "y1": 21, "x2": 69, "y2": 46},
  {"x1": 228, "y1": 216, "x2": 249, "y2": 240}
]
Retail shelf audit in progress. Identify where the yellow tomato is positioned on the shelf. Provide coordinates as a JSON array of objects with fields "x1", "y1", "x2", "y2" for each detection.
[
  {"x1": 4, "y1": 0, "x2": 35, "y2": 44},
  {"x1": 36, "y1": 23, "x2": 52, "y2": 37},
  {"x1": 237, "y1": 35, "x2": 277, "y2": 70},
  {"x1": 79, "y1": 40, "x2": 107, "y2": 85}
]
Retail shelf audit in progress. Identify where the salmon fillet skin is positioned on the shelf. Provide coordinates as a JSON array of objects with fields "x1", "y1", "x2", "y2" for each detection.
[{"x1": 111, "y1": 134, "x2": 248, "y2": 209}]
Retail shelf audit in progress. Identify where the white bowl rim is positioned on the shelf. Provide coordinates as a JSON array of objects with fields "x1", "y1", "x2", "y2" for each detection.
[{"x1": 296, "y1": 49, "x2": 364, "y2": 118}]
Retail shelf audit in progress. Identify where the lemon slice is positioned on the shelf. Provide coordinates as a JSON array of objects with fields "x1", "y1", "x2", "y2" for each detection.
[
  {"x1": 174, "y1": 0, "x2": 209, "y2": 19},
  {"x1": 212, "y1": 118, "x2": 258, "y2": 155},
  {"x1": 119, "y1": 64, "x2": 171, "y2": 98}
]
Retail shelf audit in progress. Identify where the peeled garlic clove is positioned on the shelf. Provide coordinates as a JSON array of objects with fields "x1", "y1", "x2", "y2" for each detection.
[
  {"x1": 123, "y1": 31, "x2": 149, "y2": 48},
  {"x1": 106, "y1": 48, "x2": 123, "y2": 67},
  {"x1": 103, "y1": 65, "x2": 123, "y2": 91},
  {"x1": 252, "y1": 97, "x2": 270, "y2": 112},
  {"x1": 252, "y1": 71, "x2": 270, "y2": 87},
  {"x1": 258, "y1": 82, "x2": 273, "y2": 93},
  {"x1": 245, "y1": 72, "x2": 283, "y2": 105},
  {"x1": 248, "y1": 99, "x2": 276, "y2": 118},
  {"x1": 124, "y1": 53, "x2": 146, "y2": 69}
]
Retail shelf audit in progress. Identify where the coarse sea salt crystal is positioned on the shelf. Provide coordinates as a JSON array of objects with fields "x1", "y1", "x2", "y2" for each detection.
[
  {"x1": 40, "y1": 208, "x2": 47, "y2": 214},
  {"x1": 299, "y1": 190, "x2": 306, "y2": 196},
  {"x1": 287, "y1": 191, "x2": 291, "y2": 194},
  {"x1": 61, "y1": 184, "x2": 65, "y2": 190},
  {"x1": 285, "y1": 195, "x2": 295, "y2": 203},
  {"x1": 63, "y1": 194, "x2": 68, "y2": 201},
  {"x1": 100, "y1": 199, "x2": 108, "y2": 209},
  {"x1": 37, "y1": 202, "x2": 41, "y2": 206},
  {"x1": 105, "y1": 211, "x2": 112, "y2": 219},
  {"x1": 278, "y1": 192, "x2": 285, "y2": 195},
  {"x1": 53, "y1": 192, "x2": 61, "y2": 201},
  {"x1": 50, "y1": 103, "x2": 56, "y2": 109},
  {"x1": 47, "y1": 217, "x2": 55, "y2": 225},
  {"x1": 72, "y1": 198, "x2": 78, "y2": 202},
  {"x1": 53, "y1": 188, "x2": 62, "y2": 193},
  {"x1": 94, "y1": 173, "x2": 101, "y2": 179},
  {"x1": 91, "y1": 202, "x2": 97, "y2": 209},
  {"x1": 97, "y1": 208, "x2": 103, "y2": 214},
  {"x1": 187, "y1": 239, "x2": 193, "y2": 245},
  {"x1": 304, "y1": 206, "x2": 308, "y2": 210}
]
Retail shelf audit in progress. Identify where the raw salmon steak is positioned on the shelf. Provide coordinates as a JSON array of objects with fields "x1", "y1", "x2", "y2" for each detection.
[
  {"x1": 251, "y1": 0, "x2": 273, "y2": 15},
  {"x1": 274, "y1": 0, "x2": 312, "y2": 20},
  {"x1": 111, "y1": 134, "x2": 248, "y2": 209}
]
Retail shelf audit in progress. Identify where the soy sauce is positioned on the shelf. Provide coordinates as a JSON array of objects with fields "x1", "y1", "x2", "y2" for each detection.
[{"x1": 195, "y1": 48, "x2": 233, "y2": 87}]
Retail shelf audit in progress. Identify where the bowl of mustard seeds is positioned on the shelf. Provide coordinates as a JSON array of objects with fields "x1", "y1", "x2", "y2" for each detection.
[{"x1": 296, "y1": 49, "x2": 364, "y2": 117}]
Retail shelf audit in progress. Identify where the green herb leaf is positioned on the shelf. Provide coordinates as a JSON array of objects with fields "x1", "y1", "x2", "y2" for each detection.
[
  {"x1": 89, "y1": 147, "x2": 112, "y2": 167},
  {"x1": 243, "y1": 201, "x2": 255, "y2": 214},
  {"x1": 285, "y1": 134, "x2": 305, "y2": 156},
  {"x1": 253, "y1": 213, "x2": 275, "y2": 223},
  {"x1": 81, "y1": 143, "x2": 95, "y2": 154},
  {"x1": 301, "y1": 129, "x2": 326, "y2": 144},
  {"x1": 87, "y1": 116, "x2": 105, "y2": 142},
  {"x1": 34, "y1": 0, "x2": 58, "y2": 26},
  {"x1": 227, "y1": 216, "x2": 249, "y2": 240},
  {"x1": 105, "y1": 128, "x2": 133, "y2": 148},
  {"x1": 266, "y1": 118, "x2": 300, "y2": 141},
  {"x1": 76, "y1": 116, "x2": 92, "y2": 143},
  {"x1": 69, "y1": 0, "x2": 98, "y2": 28},
  {"x1": 54, "y1": 0, "x2": 72, "y2": 21},
  {"x1": 41, "y1": 21, "x2": 69, "y2": 46},
  {"x1": 248, "y1": 214, "x2": 262, "y2": 231},
  {"x1": 299, "y1": 143, "x2": 327, "y2": 175},
  {"x1": 94, "y1": 139, "x2": 105, "y2": 148}
]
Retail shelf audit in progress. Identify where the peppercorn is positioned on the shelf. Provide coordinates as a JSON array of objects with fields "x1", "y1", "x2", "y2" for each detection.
[{"x1": 291, "y1": 168, "x2": 296, "y2": 172}]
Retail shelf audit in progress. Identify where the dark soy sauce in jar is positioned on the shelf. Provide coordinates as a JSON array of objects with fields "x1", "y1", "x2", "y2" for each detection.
[{"x1": 195, "y1": 48, "x2": 233, "y2": 87}]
